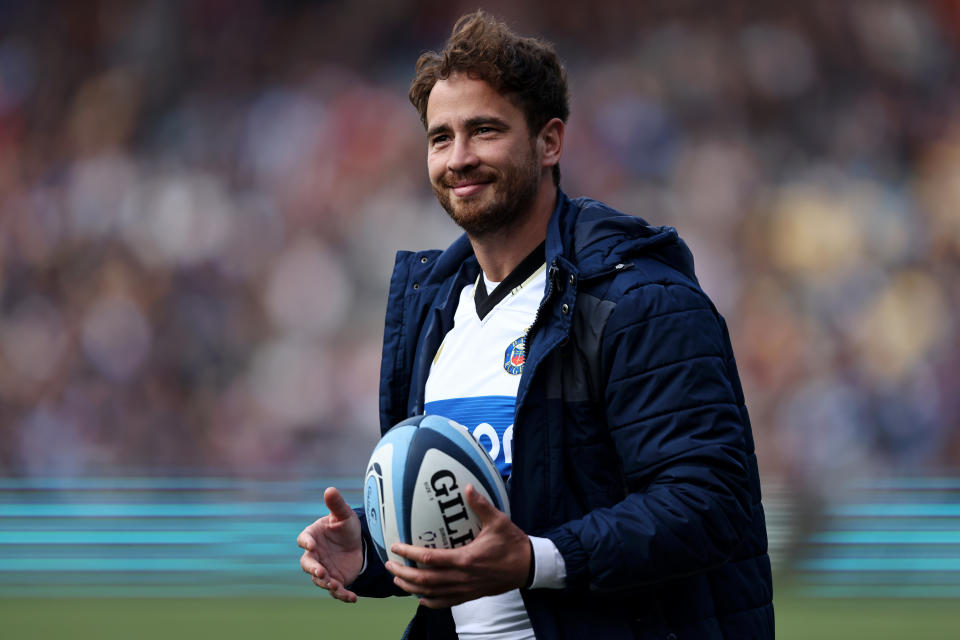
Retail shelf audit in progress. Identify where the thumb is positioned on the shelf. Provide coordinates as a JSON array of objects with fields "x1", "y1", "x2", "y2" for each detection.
[
  {"x1": 465, "y1": 484, "x2": 500, "y2": 524},
  {"x1": 324, "y1": 487, "x2": 354, "y2": 521}
]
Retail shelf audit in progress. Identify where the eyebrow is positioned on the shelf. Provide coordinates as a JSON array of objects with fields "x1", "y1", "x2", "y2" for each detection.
[{"x1": 426, "y1": 115, "x2": 512, "y2": 139}]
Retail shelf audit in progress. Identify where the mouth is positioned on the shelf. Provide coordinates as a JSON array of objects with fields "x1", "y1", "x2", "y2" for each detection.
[
  {"x1": 451, "y1": 182, "x2": 489, "y2": 198},
  {"x1": 444, "y1": 174, "x2": 494, "y2": 198}
]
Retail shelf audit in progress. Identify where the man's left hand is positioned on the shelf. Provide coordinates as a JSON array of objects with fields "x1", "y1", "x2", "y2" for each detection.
[{"x1": 386, "y1": 483, "x2": 531, "y2": 608}]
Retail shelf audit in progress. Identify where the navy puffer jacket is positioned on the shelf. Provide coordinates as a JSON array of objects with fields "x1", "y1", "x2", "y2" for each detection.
[{"x1": 351, "y1": 191, "x2": 774, "y2": 639}]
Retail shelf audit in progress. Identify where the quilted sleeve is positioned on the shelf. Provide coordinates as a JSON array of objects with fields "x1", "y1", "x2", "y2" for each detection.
[{"x1": 543, "y1": 281, "x2": 753, "y2": 592}]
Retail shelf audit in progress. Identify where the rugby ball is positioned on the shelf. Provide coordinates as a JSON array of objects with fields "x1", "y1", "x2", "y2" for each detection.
[{"x1": 363, "y1": 414, "x2": 510, "y2": 567}]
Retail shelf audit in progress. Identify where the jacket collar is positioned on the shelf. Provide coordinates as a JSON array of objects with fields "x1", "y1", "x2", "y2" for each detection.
[{"x1": 428, "y1": 188, "x2": 698, "y2": 286}]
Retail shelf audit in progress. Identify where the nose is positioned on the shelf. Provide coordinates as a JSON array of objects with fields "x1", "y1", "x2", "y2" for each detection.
[{"x1": 447, "y1": 136, "x2": 478, "y2": 173}]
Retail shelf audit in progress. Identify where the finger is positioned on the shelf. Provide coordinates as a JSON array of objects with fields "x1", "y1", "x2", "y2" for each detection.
[
  {"x1": 329, "y1": 581, "x2": 358, "y2": 603},
  {"x1": 391, "y1": 542, "x2": 461, "y2": 567},
  {"x1": 324, "y1": 487, "x2": 355, "y2": 522},
  {"x1": 300, "y1": 551, "x2": 327, "y2": 579},
  {"x1": 329, "y1": 588, "x2": 358, "y2": 603},
  {"x1": 297, "y1": 525, "x2": 318, "y2": 551},
  {"x1": 392, "y1": 573, "x2": 435, "y2": 597},
  {"x1": 386, "y1": 562, "x2": 467, "y2": 594},
  {"x1": 313, "y1": 575, "x2": 358, "y2": 603},
  {"x1": 297, "y1": 515, "x2": 329, "y2": 550},
  {"x1": 391, "y1": 573, "x2": 470, "y2": 606},
  {"x1": 385, "y1": 561, "x2": 431, "y2": 583},
  {"x1": 464, "y1": 484, "x2": 500, "y2": 524}
]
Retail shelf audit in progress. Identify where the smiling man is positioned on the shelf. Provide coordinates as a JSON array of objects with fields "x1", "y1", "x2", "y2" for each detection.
[
  {"x1": 425, "y1": 73, "x2": 557, "y2": 265},
  {"x1": 298, "y1": 11, "x2": 774, "y2": 640}
]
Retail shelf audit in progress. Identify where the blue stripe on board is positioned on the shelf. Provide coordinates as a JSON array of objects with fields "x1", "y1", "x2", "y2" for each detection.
[
  {"x1": 827, "y1": 503, "x2": 960, "y2": 517},
  {"x1": 0, "y1": 558, "x2": 297, "y2": 572},
  {"x1": 0, "y1": 520, "x2": 312, "y2": 533},
  {"x1": 807, "y1": 519, "x2": 960, "y2": 531},
  {"x1": 810, "y1": 531, "x2": 960, "y2": 544},
  {"x1": 0, "y1": 531, "x2": 295, "y2": 544},
  {"x1": 797, "y1": 571, "x2": 960, "y2": 585},
  {"x1": 0, "y1": 502, "x2": 327, "y2": 517},
  {"x1": 798, "y1": 558, "x2": 960, "y2": 571},
  {"x1": 0, "y1": 477, "x2": 362, "y2": 596},
  {"x1": 803, "y1": 546, "x2": 960, "y2": 560},
  {"x1": 1, "y1": 571, "x2": 303, "y2": 585},
  {"x1": 0, "y1": 477, "x2": 364, "y2": 491},
  {"x1": 0, "y1": 542, "x2": 298, "y2": 558},
  {"x1": 2, "y1": 475, "x2": 959, "y2": 598}
]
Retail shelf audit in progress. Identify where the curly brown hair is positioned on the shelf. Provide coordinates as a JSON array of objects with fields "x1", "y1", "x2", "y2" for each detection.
[{"x1": 409, "y1": 11, "x2": 570, "y2": 186}]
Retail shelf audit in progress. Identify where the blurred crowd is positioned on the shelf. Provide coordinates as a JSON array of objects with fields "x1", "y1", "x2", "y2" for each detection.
[{"x1": 1, "y1": 1, "x2": 958, "y2": 498}]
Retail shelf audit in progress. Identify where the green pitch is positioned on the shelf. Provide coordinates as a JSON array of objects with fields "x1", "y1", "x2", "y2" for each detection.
[
  {"x1": 0, "y1": 596, "x2": 417, "y2": 639},
  {"x1": 0, "y1": 592, "x2": 955, "y2": 639}
]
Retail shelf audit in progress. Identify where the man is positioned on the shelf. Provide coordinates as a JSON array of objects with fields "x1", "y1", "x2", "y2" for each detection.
[{"x1": 298, "y1": 11, "x2": 773, "y2": 639}]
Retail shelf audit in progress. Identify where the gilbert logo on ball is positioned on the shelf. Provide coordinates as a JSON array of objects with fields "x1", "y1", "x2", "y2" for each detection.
[{"x1": 363, "y1": 414, "x2": 510, "y2": 567}]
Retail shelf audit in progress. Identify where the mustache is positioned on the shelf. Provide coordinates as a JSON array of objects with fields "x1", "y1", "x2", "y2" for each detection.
[{"x1": 441, "y1": 169, "x2": 496, "y2": 188}]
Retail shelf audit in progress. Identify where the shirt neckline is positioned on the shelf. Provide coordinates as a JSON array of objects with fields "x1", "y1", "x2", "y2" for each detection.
[{"x1": 473, "y1": 241, "x2": 547, "y2": 320}]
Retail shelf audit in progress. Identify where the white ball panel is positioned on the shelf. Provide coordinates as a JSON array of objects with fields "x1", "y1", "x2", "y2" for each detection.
[{"x1": 409, "y1": 449, "x2": 490, "y2": 560}]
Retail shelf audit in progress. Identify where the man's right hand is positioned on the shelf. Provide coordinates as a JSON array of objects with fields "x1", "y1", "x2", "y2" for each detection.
[{"x1": 297, "y1": 486, "x2": 363, "y2": 603}]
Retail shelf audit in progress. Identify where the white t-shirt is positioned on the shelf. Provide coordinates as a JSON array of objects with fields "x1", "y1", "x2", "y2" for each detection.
[{"x1": 424, "y1": 265, "x2": 560, "y2": 640}]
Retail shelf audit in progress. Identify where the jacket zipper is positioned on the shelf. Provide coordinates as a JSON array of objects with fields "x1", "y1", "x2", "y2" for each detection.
[
  {"x1": 524, "y1": 262, "x2": 560, "y2": 351},
  {"x1": 511, "y1": 262, "x2": 560, "y2": 417}
]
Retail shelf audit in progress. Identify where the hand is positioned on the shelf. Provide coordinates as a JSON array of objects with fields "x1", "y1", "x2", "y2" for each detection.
[
  {"x1": 297, "y1": 486, "x2": 364, "y2": 603},
  {"x1": 385, "y1": 484, "x2": 531, "y2": 608}
]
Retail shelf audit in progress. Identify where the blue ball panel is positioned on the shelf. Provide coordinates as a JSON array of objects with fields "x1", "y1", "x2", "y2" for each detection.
[
  {"x1": 363, "y1": 470, "x2": 387, "y2": 564},
  {"x1": 419, "y1": 415, "x2": 507, "y2": 511},
  {"x1": 376, "y1": 421, "x2": 418, "y2": 555}
]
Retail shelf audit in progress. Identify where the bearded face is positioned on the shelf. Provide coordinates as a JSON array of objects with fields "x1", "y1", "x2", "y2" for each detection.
[
  {"x1": 432, "y1": 138, "x2": 540, "y2": 237},
  {"x1": 426, "y1": 75, "x2": 547, "y2": 238}
]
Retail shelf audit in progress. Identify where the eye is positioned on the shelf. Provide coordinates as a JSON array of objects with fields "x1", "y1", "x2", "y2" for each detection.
[
  {"x1": 430, "y1": 134, "x2": 450, "y2": 148},
  {"x1": 475, "y1": 126, "x2": 495, "y2": 135}
]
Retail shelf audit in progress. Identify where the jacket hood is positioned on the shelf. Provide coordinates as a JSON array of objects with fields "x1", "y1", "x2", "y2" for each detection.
[
  {"x1": 550, "y1": 193, "x2": 699, "y2": 284},
  {"x1": 424, "y1": 191, "x2": 698, "y2": 287}
]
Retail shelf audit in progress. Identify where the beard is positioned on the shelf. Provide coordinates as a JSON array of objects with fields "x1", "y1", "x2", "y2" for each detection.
[{"x1": 433, "y1": 145, "x2": 540, "y2": 237}]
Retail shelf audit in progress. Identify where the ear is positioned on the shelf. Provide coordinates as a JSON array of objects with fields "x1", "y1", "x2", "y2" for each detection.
[{"x1": 537, "y1": 117, "x2": 564, "y2": 171}]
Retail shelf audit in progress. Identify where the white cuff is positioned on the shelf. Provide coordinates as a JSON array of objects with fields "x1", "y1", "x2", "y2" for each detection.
[{"x1": 528, "y1": 535, "x2": 566, "y2": 589}]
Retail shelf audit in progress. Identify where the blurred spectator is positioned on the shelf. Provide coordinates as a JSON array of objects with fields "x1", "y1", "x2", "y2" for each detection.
[{"x1": 0, "y1": 1, "x2": 958, "y2": 500}]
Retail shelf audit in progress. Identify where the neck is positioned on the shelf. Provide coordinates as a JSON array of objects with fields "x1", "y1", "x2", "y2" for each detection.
[{"x1": 469, "y1": 185, "x2": 556, "y2": 282}]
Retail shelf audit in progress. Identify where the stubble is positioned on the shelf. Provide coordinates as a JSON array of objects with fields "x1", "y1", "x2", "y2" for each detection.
[{"x1": 433, "y1": 143, "x2": 540, "y2": 238}]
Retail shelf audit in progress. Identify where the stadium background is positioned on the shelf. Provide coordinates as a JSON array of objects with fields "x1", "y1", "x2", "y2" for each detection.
[{"x1": 1, "y1": 0, "x2": 959, "y2": 637}]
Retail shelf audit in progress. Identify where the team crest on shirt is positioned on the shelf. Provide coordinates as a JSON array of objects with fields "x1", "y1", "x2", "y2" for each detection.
[{"x1": 503, "y1": 336, "x2": 526, "y2": 375}]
